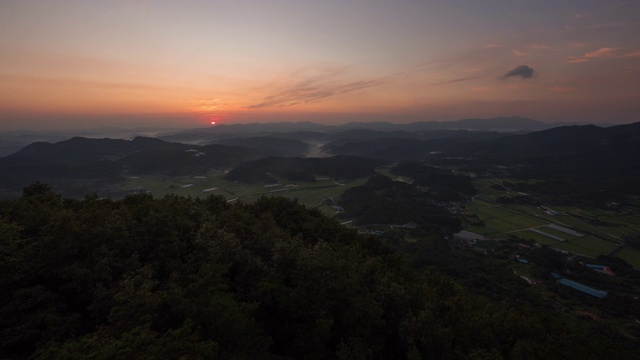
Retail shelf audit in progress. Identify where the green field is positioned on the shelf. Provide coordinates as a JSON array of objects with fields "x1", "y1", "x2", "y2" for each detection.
[
  {"x1": 617, "y1": 248, "x2": 640, "y2": 269},
  {"x1": 466, "y1": 177, "x2": 640, "y2": 266},
  {"x1": 116, "y1": 174, "x2": 368, "y2": 216}
]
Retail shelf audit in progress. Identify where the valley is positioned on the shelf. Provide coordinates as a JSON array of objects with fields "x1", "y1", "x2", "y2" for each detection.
[{"x1": 2, "y1": 118, "x2": 640, "y2": 357}]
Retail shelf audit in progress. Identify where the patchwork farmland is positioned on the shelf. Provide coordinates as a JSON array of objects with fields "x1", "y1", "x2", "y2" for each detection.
[{"x1": 464, "y1": 177, "x2": 640, "y2": 266}]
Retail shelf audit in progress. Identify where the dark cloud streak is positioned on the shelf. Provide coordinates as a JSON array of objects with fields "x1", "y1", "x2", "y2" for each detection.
[{"x1": 502, "y1": 65, "x2": 536, "y2": 79}]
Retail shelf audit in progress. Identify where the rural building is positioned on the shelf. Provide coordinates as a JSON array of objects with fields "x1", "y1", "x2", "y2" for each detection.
[
  {"x1": 452, "y1": 230, "x2": 486, "y2": 248},
  {"x1": 585, "y1": 264, "x2": 616, "y2": 276},
  {"x1": 550, "y1": 272, "x2": 608, "y2": 298}
]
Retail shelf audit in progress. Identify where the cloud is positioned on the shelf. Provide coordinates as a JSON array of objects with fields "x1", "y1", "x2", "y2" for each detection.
[
  {"x1": 574, "y1": 13, "x2": 592, "y2": 19},
  {"x1": 528, "y1": 44, "x2": 552, "y2": 50},
  {"x1": 586, "y1": 22, "x2": 629, "y2": 29},
  {"x1": 567, "y1": 47, "x2": 636, "y2": 63},
  {"x1": 568, "y1": 42, "x2": 589, "y2": 49},
  {"x1": 549, "y1": 86, "x2": 573, "y2": 93},
  {"x1": 584, "y1": 47, "x2": 619, "y2": 58},
  {"x1": 502, "y1": 65, "x2": 536, "y2": 80},
  {"x1": 246, "y1": 68, "x2": 387, "y2": 109},
  {"x1": 512, "y1": 49, "x2": 529, "y2": 57},
  {"x1": 624, "y1": 51, "x2": 640, "y2": 58},
  {"x1": 431, "y1": 76, "x2": 483, "y2": 86}
]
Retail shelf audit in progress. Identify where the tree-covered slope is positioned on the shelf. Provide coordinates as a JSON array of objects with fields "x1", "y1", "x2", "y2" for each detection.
[
  {"x1": 225, "y1": 156, "x2": 385, "y2": 184},
  {"x1": 210, "y1": 136, "x2": 311, "y2": 157},
  {"x1": 0, "y1": 184, "x2": 638, "y2": 359}
]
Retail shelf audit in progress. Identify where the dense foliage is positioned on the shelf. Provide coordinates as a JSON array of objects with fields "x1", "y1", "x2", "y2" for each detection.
[
  {"x1": 212, "y1": 136, "x2": 310, "y2": 157},
  {"x1": 225, "y1": 156, "x2": 384, "y2": 184},
  {"x1": 391, "y1": 162, "x2": 477, "y2": 201},
  {"x1": 338, "y1": 175, "x2": 461, "y2": 231},
  {"x1": 0, "y1": 137, "x2": 262, "y2": 197},
  {"x1": 1, "y1": 184, "x2": 638, "y2": 359}
]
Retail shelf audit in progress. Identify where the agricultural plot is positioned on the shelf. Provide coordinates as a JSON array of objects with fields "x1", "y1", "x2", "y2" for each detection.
[
  {"x1": 616, "y1": 248, "x2": 640, "y2": 270},
  {"x1": 553, "y1": 206, "x2": 640, "y2": 239},
  {"x1": 473, "y1": 205, "x2": 519, "y2": 219},
  {"x1": 465, "y1": 198, "x2": 494, "y2": 210},
  {"x1": 483, "y1": 215, "x2": 548, "y2": 233},
  {"x1": 116, "y1": 174, "x2": 368, "y2": 212},
  {"x1": 550, "y1": 236, "x2": 617, "y2": 258},
  {"x1": 529, "y1": 228, "x2": 565, "y2": 242},
  {"x1": 466, "y1": 176, "x2": 637, "y2": 265},
  {"x1": 512, "y1": 229, "x2": 560, "y2": 246}
]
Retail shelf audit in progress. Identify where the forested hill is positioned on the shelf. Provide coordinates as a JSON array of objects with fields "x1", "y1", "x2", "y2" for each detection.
[
  {"x1": 1, "y1": 183, "x2": 638, "y2": 359},
  {"x1": 225, "y1": 156, "x2": 384, "y2": 184}
]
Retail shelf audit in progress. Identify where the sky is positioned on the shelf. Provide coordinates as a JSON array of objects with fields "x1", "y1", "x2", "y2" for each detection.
[{"x1": 1, "y1": 0, "x2": 639, "y2": 130}]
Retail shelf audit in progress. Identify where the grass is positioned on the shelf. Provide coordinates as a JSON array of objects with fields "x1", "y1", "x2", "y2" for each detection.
[
  {"x1": 116, "y1": 174, "x2": 368, "y2": 215},
  {"x1": 474, "y1": 205, "x2": 519, "y2": 219},
  {"x1": 552, "y1": 236, "x2": 616, "y2": 258},
  {"x1": 616, "y1": 248, "x2": 640, "y2": 269},
  {"x1": 484, "y1": 216, "x2": 547, "y2": 233},
  {"x1": 512, "y1": 230, "x2": 562, "y2": 246},
  {"x1": 466, "y1": 175, "x2": 639, "y2": 266}
]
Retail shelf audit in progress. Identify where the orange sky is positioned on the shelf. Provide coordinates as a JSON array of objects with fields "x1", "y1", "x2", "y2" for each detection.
[{"x1": 1, "y1": 0, "x2": 639, "y2": 130}]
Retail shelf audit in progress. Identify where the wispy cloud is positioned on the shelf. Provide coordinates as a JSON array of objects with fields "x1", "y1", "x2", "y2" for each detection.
[
  {"x1": 623, "y1": 51, "x2": 640, "y2": 58},
  {"x1": 246, "y1": 68, "x2": 387, "y2": 109},
  {"x1": 574, "y1": 13, "x2": 593, "y2": 19},
  {"x1": 528, "y1": 44, "x2": 553, "y2": 50},
  {"x1": 512, "y1": 49, "x2": 529, "y2": 57},
  {"x1": 502, "y1": 65, "x2": 536, "y2": 80},
  {"x1": 471, "y1": 87, "x2": 489, "y2": 93},
  {"x1": 549, "y1": 86, "x2": 573, "y2": 93},
  {"x1": 568, "y1": 42, "x2": 590, "y2": 49},
  {"x1": 584, "y1": 47, "x2": 620, "y2": 57},
  {"x1": 585, "y1": 22, "x2": 630, "y2": 29},
  {"x1": 431, "y1": 76, "x2": 483, "y2": 86},
  {"x1": 566, "y1": 47, "x2": 640, "y2": 63}
]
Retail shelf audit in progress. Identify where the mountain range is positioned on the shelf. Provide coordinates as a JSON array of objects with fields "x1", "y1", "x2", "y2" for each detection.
[{"x1": 1, "y1": 118, "x2": 638, "y2": 199}]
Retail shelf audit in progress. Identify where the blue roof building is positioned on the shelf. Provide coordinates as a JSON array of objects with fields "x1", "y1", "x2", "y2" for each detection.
[{"x1": 557, "y1": 278, "x2": 608, "y2": 298}]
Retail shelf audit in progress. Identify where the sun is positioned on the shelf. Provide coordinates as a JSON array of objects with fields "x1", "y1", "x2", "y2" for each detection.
[{"x1": 211, "y1": 121, "x2": 216, "y2": 125}]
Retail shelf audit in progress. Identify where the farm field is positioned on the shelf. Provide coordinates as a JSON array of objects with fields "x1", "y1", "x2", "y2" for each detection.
[
  {"x1": 465, "y1": 177, "x2": 639, "y2": 267},
  {"x1": 617, "y1": 248, "x2": 640, "y2": 269},
  {"x1": 115, "y1": 173, "x2": 368, "y2": 215}
]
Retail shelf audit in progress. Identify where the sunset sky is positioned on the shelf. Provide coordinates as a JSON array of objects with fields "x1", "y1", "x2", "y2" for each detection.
[{"x1": 1, "y1": 0, "x2": 639, "y2": 130}]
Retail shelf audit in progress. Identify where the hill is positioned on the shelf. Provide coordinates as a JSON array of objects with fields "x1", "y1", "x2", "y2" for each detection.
[
  {"x1": 157, "y1": 117, "x2": 549, "y2": 145},
  {"x1": 210, "y1": 136, "x2": 310, "y2": 157},
  {"x1": 0, "y1": 137, "x2": 262, "y2": 197},
  {"x1": 225, "y1": 156, "x2": 385, "y2": 184},
  {"x1": 438, "y1": 122, "x2": 640, "y2": 204},
  {"x1": 1, "y1": 185, "x2": 638, "y2": 359},
  {"x1": 322, "y1": 131, "x2": 504, "y2": 161}
]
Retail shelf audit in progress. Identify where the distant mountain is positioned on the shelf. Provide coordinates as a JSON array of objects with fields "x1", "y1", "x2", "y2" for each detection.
[
  {"x1": 226, "y1": 156, "x2": 385, "y2": 184},
  {"x1": 117, "y1": 143, "x2": 260, "y2": 176},
  {"x1": 338, "y1": 116, "x2": 548, "y2": 132},
  {"x1": 157, "y1": 117, "x2": 551, "y2": 145},
  {"x1": 474, "y1": 122, "x2": 640, "y2": 168},
  {"x1": 435, "y1": 116, "x2": 547, "y2": 131},
  {"x1": 0, "y1": 127, "x2": 180, "y2": 157},
  {"x1": 0, "y1": 136, "x2": 261, "y2": 197},
  {"x1": 322, "y1": 131, "x2": 505, "y2": 161},
  {"x1": 276, "y1": 131, "x2": 332, "y2": 142},
  {"x1": 158, "y1": 122, "x2": 333, "y2": 144},
  {"x1": 8, "y1": 136, "x2": 189, "y2": 163},
  {"x1": 437, "y1": 121, "x2": 640, "y2": 204},
  {"x1": 210, "y1": 136, "x2": 311, "y2": 157}
]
